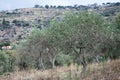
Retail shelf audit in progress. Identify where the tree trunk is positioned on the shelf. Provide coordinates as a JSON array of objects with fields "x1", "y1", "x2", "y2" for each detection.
[
  {"x1": 40, "y1": 58, "x2": 45, "y2": 70},
  {"x1": 47, "y1": 48, "x2": 58, "y2": 69},
  {"x1": 38, "y1": 57, "x2": 45, "y2": 70},
  {"x1": 72, "y1": 46, "x2": 87, "y2": 79},
  {"x1": 38, "y1": 51, "x2": 45, "y2": 70},
  {"x1": 50, "y1": 55, "x2": 57, "y2": 68},
  {"x1": 80, "y1": 48, "x2": 87, "y2": 80},
  {"x1": 52, "y1": 58, "x2": 55, "y2": 68}
]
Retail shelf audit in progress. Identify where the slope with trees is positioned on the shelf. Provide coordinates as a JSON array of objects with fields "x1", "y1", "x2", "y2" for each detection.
[{"x1": 16, "y1": 11, "x2": 120, "y2": 79}]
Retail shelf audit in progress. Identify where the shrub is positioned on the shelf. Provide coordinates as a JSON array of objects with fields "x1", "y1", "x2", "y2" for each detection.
[
  {"x1": 56, "y1": 53, "x2": 73, "y2": 66},
  {"x1": 0, "y1": 50, "x2": 16, "y2": 75},
  {"x1": 12, "y1": 19, "x2": 29, "y2": 27}
]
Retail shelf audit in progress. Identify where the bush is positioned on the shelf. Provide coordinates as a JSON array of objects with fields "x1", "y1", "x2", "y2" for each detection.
[
  {"x1": 0, "y1": 51, "x2": 9, "y2": 74},
  {"x1": 0, "y1": 51, "x2": 16, "y2": 75},
  {"x1": 12, "y1": 19, "x2": 29, "y2": 27},
  {"x1": 56, "y1": 53, "x2": 73, "y2": 66}
]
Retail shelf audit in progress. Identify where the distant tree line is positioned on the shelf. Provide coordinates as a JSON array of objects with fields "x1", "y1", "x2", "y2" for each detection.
[
  {"x1": 34, "y1": 2, "x2": 120, "y2": 10},
  {"x1": 34, "y1": 4, "x2": 89, "y2": 10}
]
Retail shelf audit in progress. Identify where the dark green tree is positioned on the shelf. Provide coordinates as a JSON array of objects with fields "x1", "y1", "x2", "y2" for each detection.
[
  {"x1": 2, "y1": 18, "x2": 10, "y2": 29},
  {"x1": 46, "y1": 11, "x2": 113, "y2": 79},
  {"x1": 45, "y1": 5, "x2": 49, "y2": 9}
]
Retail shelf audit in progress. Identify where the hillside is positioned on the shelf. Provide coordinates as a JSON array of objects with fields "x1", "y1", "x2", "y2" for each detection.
[
  {"x1": 0, "y1": 3, "x2": 120, "y2": 43},
  {"x1": 0, "y1": 8, "x2": 74, "y2": 43}
]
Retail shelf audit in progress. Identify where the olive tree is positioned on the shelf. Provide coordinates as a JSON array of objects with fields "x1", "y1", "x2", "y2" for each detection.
[
  {"x1": 47, "y1": 11, "x2": 113, "y2": 79},
  {"x1": 17, "y1": 29, "x2": 61, "y2": 69}
]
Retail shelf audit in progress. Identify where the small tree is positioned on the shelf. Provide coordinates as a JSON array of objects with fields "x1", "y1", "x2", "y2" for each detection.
[
  {"x1": 45, "y1": 5, "x2": 49, "y2": 9},
  {"x1": 0, "y1": 50, "x2": 16, "y2": 74},
  {"x1": 2, "y1": 18, "x2": 10, "y2": 29},
  {"x1": 34, "y1": 4, "x2": 39, "y2": 8}
]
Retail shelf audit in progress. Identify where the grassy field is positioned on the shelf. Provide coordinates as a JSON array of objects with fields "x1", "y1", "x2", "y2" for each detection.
[{"x1": 0, "y1": 59, "x2": 120, "y2": 80}]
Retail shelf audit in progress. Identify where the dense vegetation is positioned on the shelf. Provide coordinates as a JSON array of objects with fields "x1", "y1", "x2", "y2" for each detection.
[
  {"x1": 0, "y1": 10, "x2": 120, "y2": 79},
  {"x1": 12, "y1": 11, "x2": 119, "y2": 77}
]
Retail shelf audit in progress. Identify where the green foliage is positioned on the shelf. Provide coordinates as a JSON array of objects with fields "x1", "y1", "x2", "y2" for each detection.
[
  {"x1": 16, "y1": 11, "x2": 120, "y2": 71},
  {"x1": 56, "y1": 53, "x2": 73, "y2": 66},
  {"x1": 115, "y1": 14, "x2": 120, "y2": 29},
  {"x1": 12, "y1": 19, "x2": 29, "y2": 27},
  {"x1": 34, "y1": 4, "x2": 39, "y2": 8},
  {"x1": 0, "y1": 51, "x2": 8, "y2": 74},
  {"x1": 1, "y1": 18, "x2": 10, "y2": 30},
  {"x1": 2, "y1": 18, "x2": 10, "y2": 27},
  {"x1": 0, "y1": 41, "x2": 10, "y2": 49},
  {"x1": 0, "y1": 50, "x2": 16, "y2": 75},
  {"x1": 45, "y1": 5, "x2": 49, "y2": 9},
  {"x1": 48, "y1": 11, "x2": 111, "y2": 57},
  {"x1": 17, "y1": 29, "x2": 48, "y2": 69},
  {"x1": 109, "y1": 14, "x2": 120, "y2": 59}
]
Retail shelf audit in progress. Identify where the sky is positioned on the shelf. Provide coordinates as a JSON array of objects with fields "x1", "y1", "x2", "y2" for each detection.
[{"x1": 0, "y1": 0, "x2": 120, "y2": 11}]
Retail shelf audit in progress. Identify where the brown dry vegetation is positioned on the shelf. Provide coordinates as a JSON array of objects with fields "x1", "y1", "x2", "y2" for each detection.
[
  {"x1": 84, "y1": 59, "x2": 120, "y2": 80},
  {"x1": 0, "y1": 59, "x2": 120, "y2": 80}
]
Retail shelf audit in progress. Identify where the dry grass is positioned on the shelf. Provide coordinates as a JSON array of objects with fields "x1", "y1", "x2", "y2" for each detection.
[
  {"x1": 0, "y1": 65, "x2": 81, "y2": 80},
  {"x1": 0, "y1": 59, "x2": 120, "y2": 80},
  {"x1": 84, "y1": 59, "x2": 120, "y2": 80}
]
